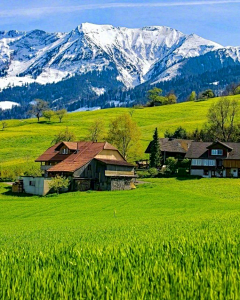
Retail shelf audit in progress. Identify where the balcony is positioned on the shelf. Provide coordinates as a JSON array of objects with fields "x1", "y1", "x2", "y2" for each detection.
[{"x1": 105, "y1": 170, "x2": 135, "y2": 177}]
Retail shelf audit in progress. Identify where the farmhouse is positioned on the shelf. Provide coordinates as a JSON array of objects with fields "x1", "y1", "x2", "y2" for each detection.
[
  {"x1": 145, "y1": 138, "x2": 192, "y2": 163},
  {"x1": 186, "y1": 141, "x2": 240, "y2": 178},
  {"x1": 22, "y1": 141, "x2": 136, "y2": 195}
]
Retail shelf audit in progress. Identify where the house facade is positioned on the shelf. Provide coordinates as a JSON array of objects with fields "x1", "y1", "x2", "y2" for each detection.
[
  {"x1": 145, "y1": 138, "x2": 192, "y2": 163},
  {"x1": 185, "y1": 141, "x2": 240, "y2": 178},
  {"x1": 21, "y1": 141, "x2": 136, "y2": 195}
]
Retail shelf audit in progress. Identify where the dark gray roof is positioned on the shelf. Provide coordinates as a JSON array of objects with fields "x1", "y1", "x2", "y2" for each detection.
[
  {"x1": 185, "y1": 142, "x2": 211, "y2": 159},
  {"x1": 145, "y1": 138, "x2": 193, "y2": 154},
  {"x1": 206, "y1": 141, "x2": 233, "y2": 151},
  {"x1": 186, "y1": 141, "x2": 240, "y2": 160}
]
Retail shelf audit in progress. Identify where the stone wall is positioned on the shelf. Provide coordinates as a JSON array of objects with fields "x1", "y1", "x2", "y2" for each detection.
[
  {"x1": 74, "y1": 179, "x2": 91, "y2": 191},
  {"x1": 110, "y1": 178, "x2": 132, "y2": 191}
]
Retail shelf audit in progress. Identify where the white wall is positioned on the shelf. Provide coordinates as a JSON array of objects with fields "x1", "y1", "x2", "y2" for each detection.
[
  {"x1": 190, "y1": 169, "x2": 205, "y2": 177},
  {"x1": 22, "y1": 177, "x2": 51, "y2": 196}
]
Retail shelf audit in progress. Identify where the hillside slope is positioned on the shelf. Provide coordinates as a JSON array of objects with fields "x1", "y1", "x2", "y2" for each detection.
[{"x1": 1, "y1": 95, "x2": 240, "y2": 177}]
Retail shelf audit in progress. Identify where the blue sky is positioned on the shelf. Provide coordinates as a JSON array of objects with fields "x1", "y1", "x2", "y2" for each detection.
[{"x1": 0, "y1": 0, "x2": 240, "y2": 46}]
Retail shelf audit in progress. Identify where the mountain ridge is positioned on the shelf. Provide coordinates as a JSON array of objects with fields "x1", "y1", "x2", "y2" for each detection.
[
  {"x1": 1, "y1": 23, "x2": 240, "y2": 120},
  {"x1": 0, "y1": 23, "x2": 225, "y2": 90}
]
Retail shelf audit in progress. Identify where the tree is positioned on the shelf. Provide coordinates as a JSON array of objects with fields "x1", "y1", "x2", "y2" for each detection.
[
  {"x1": 164, "y1": 126, "x2": 187, "y2": 139},
  {"x1": 150, "y1": 128, "x2": 161, "y2": 168},
  {"x1": 43, "y1": 110, "x2": 55, "y2": 122},
  {"x1": 166, "y1": 93, "x2": 177, "y2": 104},
  {"x1": 107, "y1": 114, "x2": 141, "y2": 159},
  {"x1": 201, "y1": 89, "x2": 215, "y2": 99},
  {"x1": 52, "y1": 127, "x2": 76, "y2": 144},
  {"x1": 147, "y1": 87, "x2": 166, "y2": 106},
  {"x1": 234, "y1": 85, "x2": 240, "y2": 95},
  {"x1": 188, "y1": 128, "x2": 206, "y2": 141},
  {"x1": 56, "y1": 109, "x2": 67, "y2": 123},
  {"x1": 165, "y1": 157, "x2": 178, "y2": 174},
  {"x1": 1, "y1": 121, "x2": 7, "y2": 131},
  {"x1": 87, "y1": 119, "x2": 105, "y2": 142},
  {"x1": 206, "y1": 97, "x2": 239, "y2": 142},
  {"x1": 48, "y1": 176, "x2": 70, "y2": 194},
  {"x1": 188, "y1": 91, "x2": 196, "y2": 101},
  {"x1": 28, "y1": 99, "x2": 48, "y2": 122}
]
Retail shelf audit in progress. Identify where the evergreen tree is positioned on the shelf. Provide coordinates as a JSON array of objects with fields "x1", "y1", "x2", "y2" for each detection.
[{"x1": 150, "y1": 128, "x2": 161, "y2": 168}]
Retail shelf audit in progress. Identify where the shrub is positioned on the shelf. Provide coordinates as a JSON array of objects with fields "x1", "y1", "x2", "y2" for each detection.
[
  {"x1": 165, "y1": 157, "x2": 178, "y2": 174},
  {"x1": 48, "y1": 176, "x2": 70, "y2": 194},
  {"x1": 148, "y1": 168, "x2": 159, "y2": 177}
]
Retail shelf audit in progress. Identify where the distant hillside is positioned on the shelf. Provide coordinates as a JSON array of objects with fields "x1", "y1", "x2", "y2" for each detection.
[{"x1": 1, "y1": 95, "x2": 240, "y2": 179}]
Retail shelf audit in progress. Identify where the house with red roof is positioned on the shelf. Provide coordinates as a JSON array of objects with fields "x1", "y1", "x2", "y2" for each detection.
[{"x1": 22, "y1": 141, "x2": 136, "y2": 195}]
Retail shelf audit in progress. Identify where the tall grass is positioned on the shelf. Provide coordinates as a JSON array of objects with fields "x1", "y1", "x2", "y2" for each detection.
[
  {"x1": 1, "y1": 178, "x2": 240, "y2": 298},
  {"x1": 1, "y1": 217, "x2": 240, "y2": 299}
]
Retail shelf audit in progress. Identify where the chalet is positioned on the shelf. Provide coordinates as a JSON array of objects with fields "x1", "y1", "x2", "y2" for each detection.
[
  {"x1": 185, "y1": 141, "x2": 240, "y2": 178},
  {"x1": 145, "y1": 138, "x2": 192, "y2": 163},
  {"x1": 22, "y1": 141, "x2": 136, "y2": 195}
]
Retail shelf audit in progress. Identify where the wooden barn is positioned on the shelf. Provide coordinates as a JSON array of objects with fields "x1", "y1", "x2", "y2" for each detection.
[{"x1": 22, "y1": 141, "x2": 136, "y2": 195}]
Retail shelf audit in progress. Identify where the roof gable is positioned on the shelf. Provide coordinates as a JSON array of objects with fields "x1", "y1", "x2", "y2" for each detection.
[
  {"x1": 55, "y1": 142, "x2": 78, "y2": 151},
  {"x1": 206, "y1": 141, "x2": 233, "y2": 151}
]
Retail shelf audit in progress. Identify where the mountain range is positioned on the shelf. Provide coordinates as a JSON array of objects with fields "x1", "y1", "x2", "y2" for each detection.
[{"x1": 0, "y1": 23, "x2": 240, "y2": 118}]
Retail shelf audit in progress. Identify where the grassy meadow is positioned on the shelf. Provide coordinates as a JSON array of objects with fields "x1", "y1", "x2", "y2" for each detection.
[
  {"x1": 1, "y1": 94, "x2": 240, "y2": 178},
  {"x1": 1, "y1": 96, "x2": 240, "y2": 298},
  {"x1": 1, "y1": 178, "x2": 240, "y2": 299}
]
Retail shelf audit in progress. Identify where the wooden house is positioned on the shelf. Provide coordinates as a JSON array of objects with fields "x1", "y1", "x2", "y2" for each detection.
[
  {"x1": 145, "y1": 138, "x2": 192, "y2": 163},
  {"x1": 185, "y1": 141, "x2": 240, "y2": 177},
  {"x1": 22, "y1": 141, "x2": 136, "y2": 195}
]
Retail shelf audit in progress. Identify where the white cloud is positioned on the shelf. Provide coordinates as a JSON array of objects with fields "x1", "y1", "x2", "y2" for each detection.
[{"x1": 0, "y1": 1, "x2": 240, "y2": 18}]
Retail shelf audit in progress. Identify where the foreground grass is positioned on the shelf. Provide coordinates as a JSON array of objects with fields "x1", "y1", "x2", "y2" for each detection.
[
  {"x1": 1, "y1": 95, "x2": 240, "y2": 174},
  {"x1": 1, "y1": 178, "x2": 240, "y2": 299}
]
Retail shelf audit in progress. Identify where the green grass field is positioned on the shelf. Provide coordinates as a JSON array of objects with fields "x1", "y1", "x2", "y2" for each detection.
[
  {"x1": 1, "y1": 95, "x2": 240, "y2": 178},
  {"x1": 1, "y1": 96, "x2": 240, "y2": 298},
  {"x1": 1, "y1": 178, "x2": 240, "y2": 299}
]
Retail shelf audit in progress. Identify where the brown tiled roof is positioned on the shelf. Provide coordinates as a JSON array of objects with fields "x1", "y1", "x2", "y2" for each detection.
[
  {"x1": 186, "y1": 141, "x2": 240, "y2": 159},
  {"x1": 36, "y1": 141, "x2": 122, "y2": 173},
  {"x1": 55, "y1": 142, "x2": 78, "y2": 151},
  {"x1": 35, "y1": 142, "x2": 64, "y2": 162},
  {"x1": 145, "y1": 138, "x2": 193, "y2": 154},
  {"x1": 95, "y1": 158, "x2": 134, "y2": 167}
]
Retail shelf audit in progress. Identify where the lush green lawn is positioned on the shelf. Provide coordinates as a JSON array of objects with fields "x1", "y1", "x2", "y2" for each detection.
[
  {"x1": 1, "y1": 95, "x2": 240, "y2": 177},
  {"x1": 1, "y1": 178, "x2": 240, "y2": 299}
]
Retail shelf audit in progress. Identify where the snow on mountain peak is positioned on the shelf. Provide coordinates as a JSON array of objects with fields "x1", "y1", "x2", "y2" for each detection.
[{"x1": 0, "y1": 23, "x2": 236, "y2": 91}]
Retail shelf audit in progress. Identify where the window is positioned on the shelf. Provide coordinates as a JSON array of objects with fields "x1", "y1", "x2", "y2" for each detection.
[
  {"x1": 62, "y1": 148, "x2": 69, "y2": 154},
  {"x1": 192, "y1": 159, "x2": 202, "y2": 166},
  {"x1": 29, "y1": 181, "x2": 35, "y2": 186},
  {"x1": 209, "y1": 160, "x2": 215, "y2": 166},
  {"x1": 88, "y1": 164, "x2": 92, "y2": 171},
  {"x1": 211, "y1": 149, "x2": 223, "y2": 155},
  {"x1": 203, "y1": 160, "x2": 208, "y2": 166}
]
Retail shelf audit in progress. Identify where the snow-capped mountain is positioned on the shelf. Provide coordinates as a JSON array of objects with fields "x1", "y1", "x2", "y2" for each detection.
[
  {"x1": 0, "y1": 23, "x2": 226, "y2": 91},
  {"x1": 1, "y1": 23, "x2": 240, "y2": 121}
]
